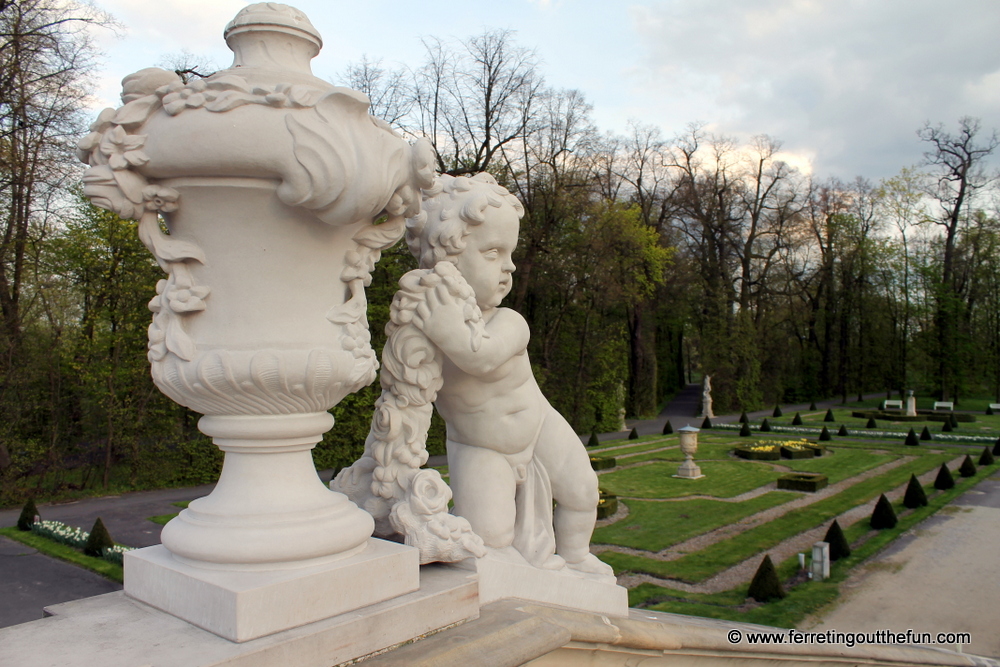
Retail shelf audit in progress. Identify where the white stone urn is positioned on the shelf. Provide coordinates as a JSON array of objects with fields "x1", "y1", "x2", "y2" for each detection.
[
  {"x1": 675, "y1": 425, "x2": 704, "y2": 479},
  {"x1": 78, "y1": 3, "x2": 434, "y2": 570}
]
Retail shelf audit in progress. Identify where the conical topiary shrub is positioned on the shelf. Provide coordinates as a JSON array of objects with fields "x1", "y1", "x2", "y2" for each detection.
[
  {"x1": 773, "y1": 405, "x2": 783, "y2": 418},
  {"x1": 824, "y1": 408, "x2": 835, "y2": 422},
  {"x1": 942, "y1": 420, "x2": 953, "y2": 432},
  {"x1": 904, "y1": 428, "x2": 919, "y2": 447},
  {"x1": 870, "y1": 494, "x2": 897, "y2": 530},
  {"x1": 819, "y1": 426, "x2": 832, "y2": 441},
  {"x1": 701, "y1": 416, "x2": 713, "y2": 429},
  {"x1": 760, "y1": 418, "x2": 772, "y2": 432},
  {"x1": 84, "y1": 518, "x2": 115, "y2": 558},
  {"x1": 628, "y1": 427, "x2": 639, "y2": 440},
  {"x1": 17, "y1": 498, "x2": 38, "y2": 531},
  {"x1": 823, "y1": 519, "x2": 851, "y2": 560},
  {"x1": 587, "y1": 432, "x2": 600, "y2": 448},
  {"x1": 934, "y1": 463, "x2": 954, "y2": 490},
  {"x1": 747, "y1": 554, "x2": 786, "y2": 602},
  {"x1": 662, "y1": 420, "x2": 674, "y2": 435},
  {"x1": 988, "y1": 405, "x2": 995, "y2": 416},
  {"x1": 866, "y1": 417, "x2": 877, "y2": 429},
  {"x1": 809, "y1": 401, "x2": 817, "y2": 411},
  {"x1": 920, "y1": 426, "x2": 932, "y2": 441},
  {"x1": 993, "y1": 436, "x2": 1000, "y2": 456},
  {"x1": 950, "y1": 414, "x2": 959, "y2": 428},
  {"x1": 838, "y1": 424, "x2": 849, "y2": 436},
  {"x1": 903, "y1": 474, "x2": 928, "y2": 508},
  {"x1": 740, "y1": 421, "x2": 752, "y2": 437},
  {"x1": 792, "y1": 412, "x2": 803, "y2": 425},
  {"x1": 979, "y1": 447, "x2": 995, "y2": 466},
  {"x1": 739, "y1": 411, "x2": 749, "y2": 424},
  {"x1": 959, "y1": 455, "x2": 977, "y2": 477}
]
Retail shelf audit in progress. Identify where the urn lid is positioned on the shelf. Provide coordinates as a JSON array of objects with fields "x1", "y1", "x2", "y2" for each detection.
[
  {"x1": 224, "y1": 3, "x2": 322, "y2": 51},
  {"x1": 678, "y1": 425, "x2": 700, "y2": 433}
]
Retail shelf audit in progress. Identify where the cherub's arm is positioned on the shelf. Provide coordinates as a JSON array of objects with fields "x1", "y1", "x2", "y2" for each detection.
[{"x1": 413, "y1": 285, "x2": 529, "y2": 376}]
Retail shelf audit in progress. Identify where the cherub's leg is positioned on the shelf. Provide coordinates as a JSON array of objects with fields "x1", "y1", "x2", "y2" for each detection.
[
  {"x1": 533, "y1": 408, "x2": 611, "y2": 576},
  {"x1": 447, "y1": 439, "x2": 516, "y2": 549}
]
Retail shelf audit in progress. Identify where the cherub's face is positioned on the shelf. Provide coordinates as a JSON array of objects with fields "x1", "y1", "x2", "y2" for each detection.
[{"x1": 455, "y1": 203, "x2": 519, "y2": 312}]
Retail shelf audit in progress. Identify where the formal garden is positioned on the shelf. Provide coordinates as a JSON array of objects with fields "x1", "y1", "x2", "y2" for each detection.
[{"x1": 576, "y1": 400, "x2": 1000, "y2": 628}]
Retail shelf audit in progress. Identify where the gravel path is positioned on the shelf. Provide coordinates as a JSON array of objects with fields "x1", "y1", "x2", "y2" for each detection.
[{"x1": 607, "y1": 454, "x2": 967, "y2": 594}]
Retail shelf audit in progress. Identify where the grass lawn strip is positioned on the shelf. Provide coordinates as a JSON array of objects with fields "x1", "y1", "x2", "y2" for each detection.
[
  {"x1": 0, "y1": 526, "x2": 124, "y2": 583},
  {"x1": 592, "y1": 492, "x2": 798, "y2": 552},
  {"x1": 627, "y1": 461, "x2": 999, "y2": 629},
  {"x1": 784, "y1": 448, "x2": 896, "y2": 484},
  {"x1": 598, "y1": 460, "x2": 780, "y2": 499},
  {"x1": 590, "y1": 438, "x2": 674, "y2": 456},
  {"x1": 599, "y1": 452, "x2": 954, "y2": 584}
]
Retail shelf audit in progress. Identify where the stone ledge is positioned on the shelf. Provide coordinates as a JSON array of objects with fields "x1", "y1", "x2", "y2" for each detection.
[
  {"x1": 0, "y1": 563, "x2": 478, "y2": 667},
  {"x1": 361, "y1": 600, "x2": 998, "y2": 667}
]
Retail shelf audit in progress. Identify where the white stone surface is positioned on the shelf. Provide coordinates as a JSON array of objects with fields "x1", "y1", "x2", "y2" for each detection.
[
  {"x1": 124, "y1": 538, "x2": 419, "y2": 642},
  {"x1": 810, "y1": 541, "x2": 830, "y2": 581},
  {"x1": 0, "y1": 564, "x2": 478, "y2": 667},
  {"x1": 335, "y1": 174, "x2": 621, "y2": 591},
  {"x1": 700, "y1": 375, "x2": 714, "y2": 418},
  {"x1": 459, "y1": 549, "x2": 629, "y2": 618},
  {"x1": 907, "y1": 396, "x2": 918, "y2": 416}
]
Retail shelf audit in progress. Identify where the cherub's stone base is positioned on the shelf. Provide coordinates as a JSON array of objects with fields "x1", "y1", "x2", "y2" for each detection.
[
  {"x1": 124, "y1": 538, "x2": 419, "y2": 642},
  {"x1": 457, "y1": 548, "x2": 629, "y2": 617}
]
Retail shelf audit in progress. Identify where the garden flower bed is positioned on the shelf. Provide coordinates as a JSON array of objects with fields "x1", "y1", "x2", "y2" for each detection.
[
  {"x1": 30, "y1": 520, "x2": 134, "y2": 566},
  {"x1": 590, "y1": 456, "x2": 617, "y2": 470},
  {"x1": 780, "y1": 439, "x2": 816, "y2": 459},
  {"x1": 734, "y1": 443, "x2": 781, "y2": 461},
  {"x1": 597, "y1": 490, "x2": 618, "y2": 519}
]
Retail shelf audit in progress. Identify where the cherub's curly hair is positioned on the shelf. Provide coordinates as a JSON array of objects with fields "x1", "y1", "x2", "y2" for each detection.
[{"x1": 405, "y1": 173, "x2": 524, "y2": 269}]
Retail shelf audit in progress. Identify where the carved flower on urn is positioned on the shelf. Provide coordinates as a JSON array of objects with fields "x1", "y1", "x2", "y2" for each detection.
[{"x1": 407, "y1": 470, "x2": 452, "y2": 516}]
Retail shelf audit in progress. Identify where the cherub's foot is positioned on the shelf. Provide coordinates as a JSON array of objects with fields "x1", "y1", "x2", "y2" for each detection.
[
  {"x1": 540, "y1": 553, "x2": 566, "y2": 570},
  {"x1": 565, "y1": 553, "x2": 615, "y2": 580}
]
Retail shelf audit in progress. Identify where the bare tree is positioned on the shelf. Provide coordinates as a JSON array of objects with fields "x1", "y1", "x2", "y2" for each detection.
[{"x1": 338, "y1": 55, "x2": 412, "y2": 130}]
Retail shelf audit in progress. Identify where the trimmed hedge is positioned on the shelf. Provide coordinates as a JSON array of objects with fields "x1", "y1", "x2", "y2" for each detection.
[
  {"x1": 851, "y1": 410, "x2": 976, "y2": 423},
  {"x1": 759, "y1": 418, "x2": 772, "y2": 432},
  {"x1": 83, "y1": 518, "x2": 115, "y2": 558},
  {"x1": 818, "y1": 426, "x2": 832, "y2": 442},
  {"x1": 17, "y1": 498, "x2": 38, "y2": 532},
  {"x1": 628, "y1": 427, "x2": 639, "y2": 440},
  {"x1": 590, "y1": 456, "x2": 617, "y2": 471},
  {"x1": 747, "y1": 554, "x2": 785, "y2": 602},
  {"x1": 980, "y1": 447, "x2": 996, "y2": 466},
  {"x1": 701, "y1": 416, "x2": 713, "y2": 429},
  {"x1": 773, "y1": 405, "x2": 783, "y2": 418},
  {"x1": 792, "y1": 412, "x2": 803, "y2": 426},
  {"x1": 904, "y1": 428, "x2": 919, "y2": 447},
  {"x1": 958, "y1": 455, "x2": 977, "y2": 477},
  {"x1": 823, "y1": 519, "x2": 851, "y2": 560},
  {"x1": 587, "y1": 432, "x2": 600, "y2": 448},
  {"x1": 597, "y1": 491, "x2": 618, "y2": 519},
  {"x1": 870, "y1": 494, "x2": 898, "y2": 530},
  {"x1": 662, "y1": 420, "x2": 674, "y2": 435},
  {"x1": 902, "y1": 474, "x2": 928, "y2": 508},
  {"x1": 739, "y1": 421, "x2": 752, "y2": 437},
  {"x1": 934, "y1": 463, "x2": 955, "y2": 490},
  {"x1": 824, "y1": 409, "x2": 835, "y2": 422},
  {"x1": 734, "y1": 445, "x2": 780, "y2": 461},
  {"x1": 777, "y1": 472, "x2": 828, "y2": 492}
]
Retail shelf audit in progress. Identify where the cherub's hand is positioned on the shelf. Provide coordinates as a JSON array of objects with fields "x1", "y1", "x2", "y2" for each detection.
[{"x1": 412, "y1": 283, "x2": 475, "y2": 350}]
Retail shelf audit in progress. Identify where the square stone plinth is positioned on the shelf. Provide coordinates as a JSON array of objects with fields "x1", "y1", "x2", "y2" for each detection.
[
  {"x1": 0, "y1": 564, "x2": 478, "y2": 667},
  {"x1": 461, "y1": 553, "x2": 629, "y2": 618},
  {"x1": 124, "y1": 538, "x2": 419, "y2": 642}
]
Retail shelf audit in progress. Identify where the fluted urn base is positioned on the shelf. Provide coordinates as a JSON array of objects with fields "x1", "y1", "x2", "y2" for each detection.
[{"x1": 160, "y1": 412, "x2": 373, "y2": 569}]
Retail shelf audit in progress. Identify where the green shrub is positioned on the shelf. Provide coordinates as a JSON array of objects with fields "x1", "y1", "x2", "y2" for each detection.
[
  {"x1": 701, "y1": 416, "x2": 713, "y2": 429},
  {"x1": 84, "y1": 518, "x2": 115, "y2": 558},
  {"x1": 597, "y1": 491, "x2": 618, "y2": 520},
  {"x1": 587, "y1": 432, "x2": 600, "y2": 448},
  {"x1": 628, "y1": 427, "x2": 639, "y2": 440},
  {"x1": 950, "y1": 414, "x2": 959, "y2": 428},
  {"x1": 837, "y1": 424, "x2": 848, "y2": 437},
  {"x1": 993, "y1": 437, "x2": 1000, "y2": 456},
  {"x1": 920, "y1": 426, "x2": 932, "y2": 441},
  {"x1": 809, "y1": 401, "x2": 817, "y2": 411},
  {"x1": 747, "y1": 554, "x2": 785, "y2": 602},
  {"x1": 17, "y1": 498, "x2": 38, "y2": 531},
  {"x1": 866, "y1": 417, "x2": 877, "y2": 428},
  {"x1": 773, "y1": 405, "x2": 783, "y2": 418},
  {"x1": 904, "y1": 428, "x2": 919, "y2": 447},
  {"x1": 739, "y1": 421, "x2": 752, "y2": 437},
  {"x1": 792, "y1": 412, "x2": 803, "y2": 425},
  {"x1": 902, "y1": 474, "x2": 927, "y2": 509},
  {"x1": 942, "y1": 420, "x2": 953, "y2": 432},
  {"x1": 824, "y1": 409, "x2": 835, "y2": 422},
  {"x1": 590, "y1": 456, "x2": 617, "y2": 471},
  {"x1": 739, "y1": 411, "x2": 749, "y2": 424},
  {"x1": 987, "y1": 405, "x2": 994, "y2": 415},
  {"x1": 818, "y1": 426, "x2": 831, "y2": 442},
  {"x1": 979, "y1": 447, "x2": 995, "y2": 466},
  {"x1": 870, "y1": 494, "x2": 897, "y2": 530},
  {"x1": 760, "y1": 418, "x2": 772, "y2": 432},
  {"x1": 958, "y1": 455, "x2": 977, "y2": 478},
  {"x1": 777, "y1": 472, "x2": 827, "y2": 492},
  {"x1": 823, "y1": 520, "x2": 851, "y2": 560},
  {"x1": 662, "y1": 420, "x2": 673, "y2": 435},
  {"x1": 934, "y1": 463, "x2": 955, "y2": 490}
]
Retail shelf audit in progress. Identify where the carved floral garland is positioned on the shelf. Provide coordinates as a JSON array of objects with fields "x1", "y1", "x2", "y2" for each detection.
[{"x1": 333, "y1": 261, "x2": 488, "y2": 563}]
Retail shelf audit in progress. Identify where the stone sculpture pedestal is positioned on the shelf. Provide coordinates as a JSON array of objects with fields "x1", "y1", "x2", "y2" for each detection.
[
  {"x1": 674, "y1": 424, "x2": 705, "y2": 479},
  {"x1": 906, "y1": 395, "x2": 918, "y2": 417}
]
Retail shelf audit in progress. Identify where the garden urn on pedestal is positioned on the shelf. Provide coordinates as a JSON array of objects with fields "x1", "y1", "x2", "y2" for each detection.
[
  {"x1": 674, "y1": 425, "x2": 704, "y2": 479},
  {"x1": 906, "y1": 390, "x2": 918, "y2": 417},
  {"x1": 77, "y1": 3, "x2": 434, "y2": 642}
]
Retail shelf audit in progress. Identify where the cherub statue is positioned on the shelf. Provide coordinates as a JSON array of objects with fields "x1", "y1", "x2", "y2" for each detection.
[{"x1": 333, "y1": 173, "x2": 612, "y2": 580}]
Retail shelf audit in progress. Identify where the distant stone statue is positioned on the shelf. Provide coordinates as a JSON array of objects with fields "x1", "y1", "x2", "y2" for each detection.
[
  {"x1": 334, "y1": 173, "x2": 612, "y2": 580},
  {"x1": 701, "y1": 375, "x2": 714, "y2": 418}
]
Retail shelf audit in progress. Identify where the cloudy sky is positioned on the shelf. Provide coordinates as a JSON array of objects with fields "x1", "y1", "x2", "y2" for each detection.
[{"x1": 88, "y1": 0, "x2": 1000, "y2": 181}]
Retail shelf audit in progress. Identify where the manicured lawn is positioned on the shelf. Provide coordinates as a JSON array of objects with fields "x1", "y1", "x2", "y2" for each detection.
[
  {"x1": 599, "y1": 452, "x2": 954, "y2": 583},
  {"x1": 786, "y1": 447, "x2": 897, "y2": 484},
  {"x1": 592, "y1": 491, "x2": 798, "y2": 552},
  {"x1": 592, "y1": 439, "x2": 676, "y2": 457},
  {"x1": 147, "y1": 500, "x2": 190, "y2": 526},
  {"x1": 599, "y1": 460, "x2": 781, "y2": 499},
  {"x1": 620, "y1": 438, "x2": 744, "y2": 464},
  {"x1": 0, "y1": 526, "x2": 124, "y2": 583}
]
